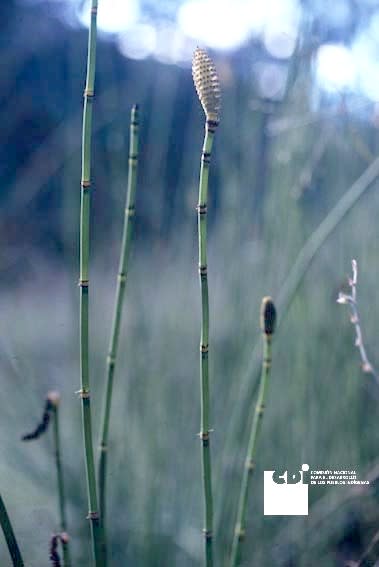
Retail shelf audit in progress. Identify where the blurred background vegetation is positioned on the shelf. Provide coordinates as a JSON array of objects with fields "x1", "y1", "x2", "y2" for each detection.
[{"x1": 2, "y1": 0, "x2": 379, "y2": 565}]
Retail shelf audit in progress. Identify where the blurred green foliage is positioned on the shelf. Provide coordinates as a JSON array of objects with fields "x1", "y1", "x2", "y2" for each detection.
[{"x1": 1, "y1": 1, "x2": 379, "y2": 566}]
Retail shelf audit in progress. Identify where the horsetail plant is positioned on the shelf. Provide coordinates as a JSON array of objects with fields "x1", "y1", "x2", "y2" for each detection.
[
  {"x1": 98, "y1": 104, "x2": 140, "y2": 554},
  {"x1": 0, "y1": 493, "x2": 24, "y2": 566},
  {"x1": 230, "y1": 297, "x2": 277, "y2": 567},
  {"x1": 192, "y1": 47, "x2": 221, "y2": 567},
  {"x1": 78, "y1": 0, "x2": 102, "y2": 563},
  {"x1": 22, "y1": 392, "x2": 71, "y2": 566}
]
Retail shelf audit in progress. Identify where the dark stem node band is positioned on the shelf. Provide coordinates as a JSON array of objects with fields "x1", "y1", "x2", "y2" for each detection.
[
  {"x1": 77, "y1": 389, "x2": 90, "y2": 399},
  {"x1": 235, "y1": 527, "x2": 246, "y2": 542},
  {"x1": 206, "y1": 119, "x2": 219, "y2": 131},
  {"x1": 107, "y1": 354, "x2": 116, "y2": 366},
  {"x1": 203, "y1": 529, "x2": 213, "y2": 540},
  {"x1": 83, "y1": 89, "x2": 94, "y2": 98},
  {"x1": 256, "y1": 403, "x2": 265, "y2": 416},
  {"x1": 201, "y1": 152, "x2": 211, "y2": 165},
  {"x1": 197, "y1": 204, "x2": 207, "y2": 215},
  {"x1": 246, "y1": 459, "x2": 255, "y2": 472},
  {"x1": 199, "y1": 431, "x2": 210, "y2": 441}
]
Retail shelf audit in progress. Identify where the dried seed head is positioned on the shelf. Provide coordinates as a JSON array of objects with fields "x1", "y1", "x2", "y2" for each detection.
[
  {"x1": 260, "y1": 297, "x2": 276, "y2": 335},
  {"x1": 192, "y1": 47, "x2": 221, "y2": 123},
  {"x1": 49, "y1": 534, "x2": 61, "y2": 567},
  {"x1": 21, "y1": 398, "x2": 52, "y2": 441},
  {"x1": 60, "y1": 532, "x2": 70, "y2": 544},
  {"x1": 47, "y1": 390, "x2": 61, "y2": 408}
]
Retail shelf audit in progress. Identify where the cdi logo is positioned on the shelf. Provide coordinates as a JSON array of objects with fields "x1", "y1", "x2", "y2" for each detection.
[{"x1": 264, "y1": 464, "x2": 310, "y2": 516}]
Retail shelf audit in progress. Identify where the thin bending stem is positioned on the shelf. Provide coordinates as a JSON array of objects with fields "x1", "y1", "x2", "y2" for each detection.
[
  {"x1": 52, "y1": 405, "x2": 71, "y2": 566},
  {"x1": 0, "y1": 493, "x2": 24, "y2": 566},
  {"x1": 230, "y1": 334, "x2": 273, "y2": 567},
  {"x1": 98, "y1": 105, "x2": 140, "y2": 554},
  {"x1": 198, "y1": 119, "x2": 217, "y2": 567},
  {"x1": 79, "y1": 0, "x2": 103, "y2": 564}
]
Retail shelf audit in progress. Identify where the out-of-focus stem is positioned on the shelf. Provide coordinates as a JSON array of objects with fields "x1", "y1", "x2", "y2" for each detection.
[
  {"x1": 0, "y1": 493, "x2": 24, "y2": 567},
  {"x1": 52, "y1": 400, "x2": 71, "y2": 566}
]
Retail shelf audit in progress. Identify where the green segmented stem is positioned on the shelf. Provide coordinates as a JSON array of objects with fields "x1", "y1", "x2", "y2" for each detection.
[
  {"x1": 79, "y1": 0, "x2": 103, "y2": 564},
  {"x1": 198, "y1": 119, "x2": 218, "y2": 567},
  {"x1": 0, "y1": 493, "x2": 24, "y2": 566},
  {"x1": 98, "y1": 105, "x2": 139, "y2": 558},
  {"x1": 52, "y1": 404, "x2": 71, "y2": 566},
  {"x1": 230, "y1": 302, "x2": 275, "y2": 567}
]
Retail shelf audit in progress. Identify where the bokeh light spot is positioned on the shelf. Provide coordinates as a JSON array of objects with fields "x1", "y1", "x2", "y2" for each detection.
[
  {"x1": 118, "y1": 24, "x2": 157, "y2": 60},
  {"x1": 79, "y1": 0, "x2": 139, "y2": 34},
  {"x1": 315, "y1": 44, "x2": 356, "y2": 92}
]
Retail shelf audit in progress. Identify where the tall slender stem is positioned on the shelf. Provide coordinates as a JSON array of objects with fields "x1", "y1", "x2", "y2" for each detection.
[
  {"x1": 0, "y1": 493, "x2": 24, "y2": 567},
  {"x1": 192, "y1": 48, "x2": 220, "y2": 566},
  {"x1": 52, "y1": 403, "x2": 71, "y2": 566},
  {"x1": 230, "y1": 298, "x2": 276, "y2": 567},
  {"x1": 79, "y1": 0, "x2": 102, "y2": 564},
  {"x1": 198, "y1": 119, "x2": 218, "y2": 567},
  {"x1": 98, "y1": 104, "x2": 140, "y2": 558}
]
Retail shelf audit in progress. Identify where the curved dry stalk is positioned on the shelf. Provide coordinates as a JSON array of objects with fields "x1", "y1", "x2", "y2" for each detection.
[{"x1": 337, "y1": 259, "x2": 379, "y2": 385}]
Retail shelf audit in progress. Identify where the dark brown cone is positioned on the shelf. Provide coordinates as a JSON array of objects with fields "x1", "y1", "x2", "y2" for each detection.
[{"x1": 260, "y1": 297, "x2": 276, "y2": 335}]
